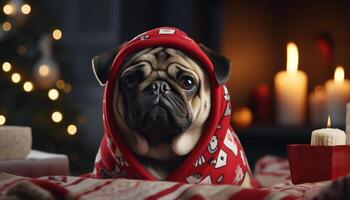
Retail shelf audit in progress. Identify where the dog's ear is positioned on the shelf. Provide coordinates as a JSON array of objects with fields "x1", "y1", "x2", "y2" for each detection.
[
  {"x1": 92, "y1": 42, "x2": 127, "y2": 86},
  {"x1": 199, "y1": 44, "x2": 231, "y2": 85}
]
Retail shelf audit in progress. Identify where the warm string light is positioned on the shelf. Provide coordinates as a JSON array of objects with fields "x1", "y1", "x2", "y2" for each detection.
[
  {"x1": 52, "y1": 29, "x2": 62, "y2": 40},
  {"x1": 3, "y1": 63, "x2": 35, "y2": 92},
  {"x1": 11, "y1": 73, "x2": 21, "y2": 83},
  {"x1": 3, "y1": 4, "x2": 14, "y2": 15},
  {"x1": 3, "y1": 3, "x2": 31, "y2": 15},
  {"x1": 51, "y1": 111, "x2": 63, "y2": 123},
  {"x1": 2, "y1": 42, "x2": 79, "y2": 135},
  {"x1": 2, "y1": 21, "x2": 11, "y2": 32},
  {"x1": 2, "y1": 62, "x2": 12, "y2": 72},
  {"x1": 67, "y1": 124, "x2": 77, "y2": 135},
  {"x1": 23, "y1": 81, "x2": 34, "y2": 92},
  {"x1": 0, "y1": 115, "x2": 6, "y2": 125},
  {"x1": 56, "y1": 80, "x2": 65, "y2": 89},
  {"x1": 48, "y1": 89, "x2": 59, "y2": 100},
  {"x1": 20, "y1": 4, "x2": 31, "y2": 15},
  {"x1": 54, "y1": 79, "x2": 71, "y2": 93}
]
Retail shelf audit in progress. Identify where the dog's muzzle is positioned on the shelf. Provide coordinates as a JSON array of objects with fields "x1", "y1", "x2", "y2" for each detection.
[
  {"x1": 147, "y1": 80, "x2": 171, "y2": 104},
  {"x1": 145, "y1": 80, "x2": 173, "y2": 126}
]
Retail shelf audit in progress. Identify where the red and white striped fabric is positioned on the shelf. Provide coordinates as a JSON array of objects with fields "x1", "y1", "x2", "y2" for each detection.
[
  {"x1": 254, "y1": 156, "x2": 328, "y2": 199},
  {"x1": 0, "y1": 173, "x2": 301, "y2": 200},
  {"x1": 255, "y1": 155, "x2": 292, "y2": 187},
  {"x1": 1, "y1": 156, "x2": 343, "y2": 200}
]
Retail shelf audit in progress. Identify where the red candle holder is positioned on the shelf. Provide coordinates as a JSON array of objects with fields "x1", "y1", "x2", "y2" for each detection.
[{"x1": 287, "y1": 144, "x2": 350, "y2": 184}]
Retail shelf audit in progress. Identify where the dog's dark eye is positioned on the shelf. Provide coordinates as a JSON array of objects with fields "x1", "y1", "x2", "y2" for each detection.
[
  {"x1": 124, "y1": 74, "x2": 139, "y2": 89},
  {"x1": 179, "y1": 75, "x2": 195, "y2": 90}
]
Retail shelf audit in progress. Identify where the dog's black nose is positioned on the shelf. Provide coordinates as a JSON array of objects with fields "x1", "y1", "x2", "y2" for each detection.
[{"x1": 149, "y1": 80, "x2": 171, "y2": 94}]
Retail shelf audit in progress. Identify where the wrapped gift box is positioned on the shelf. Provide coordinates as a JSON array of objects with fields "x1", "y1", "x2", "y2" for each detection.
[
  {"x1": 287, "y1": 144, "x2": 350, "y2": 184},
  {"x1": 0, "y1": 150, "x2": 69, "y2": 177}
]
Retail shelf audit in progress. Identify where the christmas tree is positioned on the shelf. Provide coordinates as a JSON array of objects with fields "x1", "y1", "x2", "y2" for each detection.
[{"x1": 0, "y1": 0, "x2": 88, "y2": 174}]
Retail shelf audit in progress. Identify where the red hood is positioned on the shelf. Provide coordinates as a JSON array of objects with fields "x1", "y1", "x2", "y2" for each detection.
[{"x1": 93, "y1": 27, "x2": 255, "y2": 186}]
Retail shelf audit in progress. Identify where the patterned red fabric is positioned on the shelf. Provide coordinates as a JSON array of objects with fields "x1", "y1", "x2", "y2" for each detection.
[
  {"x1": 2, "y1": 156, "x2": 339, "y2": 200},
  {"x1": 92, "y1": 27, "x2": 254, "y2": 186},
  {"x1": 0, "y1": 172, "x2": 304, "y2": 200}
]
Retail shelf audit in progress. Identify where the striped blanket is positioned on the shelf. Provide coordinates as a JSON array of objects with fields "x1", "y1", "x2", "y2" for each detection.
[{"x1": 0, "y1": 156, "x2": 348, "y2": 200}]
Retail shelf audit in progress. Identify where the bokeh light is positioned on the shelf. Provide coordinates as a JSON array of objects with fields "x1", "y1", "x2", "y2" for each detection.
[
  {"x1": 48, "y1": 89, "x2": 59, "y2": 100},
  {"x1": 21, "y1": 4, "x2": 31, "y2": 15},
  {"x1": 52, "y1": 29, "x2": 62, "y2": 40},
  {"x1": 51, "y1": 111, "x2": 63, "y2": 123},
  {"x1": 38, "y1": 64, "x2": 50, "y2": 77},
  {"x1": 2, "y1": 62, "x2": 12, "y2": 72},
  {"x1": 56, "y1": 80, "x2": 65, "y2": 89},
  {"x1": 23, "y1": 81, "x2": 34, "y2": 92},
  {"x1": 0, "y1": 115, "x2": 6, "y2": 125},
  {"x1": 67, "y1": 124, "x2": 77, "y2": 135},
  {"x1": 63, "y1": 83, "x2": 71, "y2": 93},
  {"x1": 11, "y1": 73, "x2": 21, "y2": 83},
  {"x1": 2, "y1": 21, "x2": 11, "y2": 32},
  {"x1": 3, "y1": 4, "x2": 13, "y2": 15}
]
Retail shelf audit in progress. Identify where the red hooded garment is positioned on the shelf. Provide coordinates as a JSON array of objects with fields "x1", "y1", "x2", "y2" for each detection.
[{"x1": 92, "y1": 27, "x2": 255, "y2": 186}]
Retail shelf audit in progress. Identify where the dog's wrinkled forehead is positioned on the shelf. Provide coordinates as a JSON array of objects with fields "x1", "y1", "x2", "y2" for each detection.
[{"x1": 120, "y1": 47, "x2": 202, "y2": 79}]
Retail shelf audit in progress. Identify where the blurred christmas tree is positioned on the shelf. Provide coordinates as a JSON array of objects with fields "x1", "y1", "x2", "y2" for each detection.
[{"x1": 0, "y1": 0, "x2": 88, "y2": 174}]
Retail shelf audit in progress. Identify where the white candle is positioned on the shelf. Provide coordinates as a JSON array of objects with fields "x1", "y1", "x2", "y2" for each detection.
[
  {"x1": 309, "y1": 85, "x2": 327, "y2": 125},
  {"x1": 325, "y1": 66, "x2": 350, "y2": 127},
  {"x1": 346, "y1": 103, "x2": 350, "y2": 144},
  {"x1": 311, "y1": 116, "x2": 346, "y2": 146},
  {"x1": 275, "y1": 42, "x2": 308, "y2": 126}
]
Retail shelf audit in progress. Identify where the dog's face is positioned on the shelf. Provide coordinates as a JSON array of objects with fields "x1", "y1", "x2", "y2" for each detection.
[
  {"x1": 116, "y1": 47, "x2": 210, "y2": 146},
  {"x1": 110, "y1": 47, "x2": 212, "y2": 163}
]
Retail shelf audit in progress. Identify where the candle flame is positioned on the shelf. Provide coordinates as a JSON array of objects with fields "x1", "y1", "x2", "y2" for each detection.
[
  {"x1": 334, "y1": 66, "x2": 345, "y2": 84},
  {"x1": 327, "y1": 115, "x2": 331, "y2": 128},
  {"x1": 286, "y1": 42, "x2": 299, "y2": 73}
]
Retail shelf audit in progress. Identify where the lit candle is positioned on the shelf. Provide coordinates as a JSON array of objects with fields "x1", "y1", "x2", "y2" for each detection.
[
  {"x1": 311, "y1": 116, "x2": 346, "y2": 146},
  {"x1": 275, "y1": 42, "x2": 308, "y2": 126},
  {"x1": 325, "y1": 66, "x2": 350, "y2": 126},
  {"x1": 309, "y1": 85, "x2": 327, "y2": 125}
]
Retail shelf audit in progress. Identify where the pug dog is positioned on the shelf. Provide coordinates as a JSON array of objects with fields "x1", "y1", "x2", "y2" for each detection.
[{"x1": 92, "y1": 37, "x2": 231, "y2": 180}]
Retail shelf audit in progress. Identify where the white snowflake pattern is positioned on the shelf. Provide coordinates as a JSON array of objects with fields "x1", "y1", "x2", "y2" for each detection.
[{"x1": 233, "y1": 165, "x2": 244, "y2": 184}]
